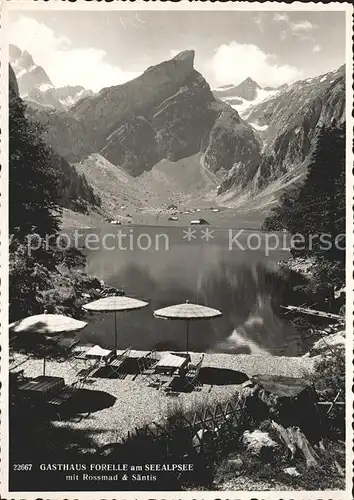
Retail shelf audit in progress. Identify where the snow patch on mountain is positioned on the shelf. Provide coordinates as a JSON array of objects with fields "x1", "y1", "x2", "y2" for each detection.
[
  {"x1": 213, "y1": 77, "x2": 280, "y2": 119},
  {"x1": 225, "y1": 88, "x2": 279, "y2": 119},
  {"x1": 39, "y1": 83, "x2": 53, "y2": 92},
  {"x1": 215, "y1": 84, "x2": 235, "y2": 91},
  {"x1": 250, "y1": 122, "x2": 269, "y2": 132},
  {"x1": 217, "y1": 64, "x2": 345, "y2": 203}
]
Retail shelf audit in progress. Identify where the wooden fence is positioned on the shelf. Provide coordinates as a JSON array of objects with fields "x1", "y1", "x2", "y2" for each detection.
[{"x1": 121, "y1": 393, "x2": 248, "y2": 461}]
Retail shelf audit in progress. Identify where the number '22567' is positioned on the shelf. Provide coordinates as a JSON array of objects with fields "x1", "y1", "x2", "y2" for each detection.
[{"x1": 13, "y1": 464, "x2": 33, "y2": 471}]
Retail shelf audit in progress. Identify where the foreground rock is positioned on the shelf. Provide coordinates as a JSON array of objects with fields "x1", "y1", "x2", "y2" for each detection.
[
  {"x1": 242, "y1": 429, "x2": 279, "y2": 460},
  {"x1": 308, "y1": 331, "x2": 345, "y2": 356},
  {"x1": 240, "y1": 375, "x2": 320, "y2": 440}
]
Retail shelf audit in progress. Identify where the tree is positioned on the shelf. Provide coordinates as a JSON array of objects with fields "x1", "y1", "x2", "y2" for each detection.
[
  {"x1": 9, "y1": 243, "x2": 50, "y2": 320},
  {"x1": 9, "y1": 96, "x2": 62, "y2": 240},
  {"x1": 262, "y1": 123, "x2": 345, "y2": 305},
  {"x1": 8, "y1": 81, "x2": 103, "y2": 321}
]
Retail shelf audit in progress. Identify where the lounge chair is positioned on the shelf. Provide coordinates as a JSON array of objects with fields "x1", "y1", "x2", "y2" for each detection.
[
  {"x1": 9, "y1": 335, "x2": 18, "y2": 365},
  {"x1": 138, "y1": 351, "x2": 162, "y2": 389},
  {"x1": 47, "y1": 381, "x2": 79, "y2": 407},
  {"x1": 141, "y1": 349, "x2": 160, "y2": 367},
  {"x1": 66, "y1": 345, "x2": 92, "y2": 371},
  {"x1": 56, "y1": 338, "x2": 81, "y2": 362},
  {"x1": 164, "y1": 376, "x2": 181, "y2": 397},
  {"x1": 67, "y1": 354, "x2": 82, "y2": 372},
  {"x1": 76, "y1": 361, "x2": 100, "y2": 387},
  {"x1": 106, "y1": 347, "x2": 132, "y2": 377},
  {"x1": 184, "y1": 354, "x2": 204, "y2": 391},
  {"x1": 10, "y1": 369, "x2": 25, "y2": 401},
  {"x1": 137, "y1": 350, "x2": 159, "y2": 370}
]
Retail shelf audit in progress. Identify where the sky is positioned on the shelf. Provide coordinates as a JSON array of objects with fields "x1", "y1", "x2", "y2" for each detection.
[{"x1": 8, "y1": 10, "x2": 346, "y2": 92}]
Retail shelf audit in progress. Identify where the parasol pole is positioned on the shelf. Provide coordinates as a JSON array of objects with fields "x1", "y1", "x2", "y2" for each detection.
[
  {"x1": 186, "y1": 320, "x2": 189, "y2": 354},
  {"x1": 114, "y1": 311, "x2": 118, "y2": 351},
  {"x1": 43, "y1": 309, "x2": 47, "y2": 376}
]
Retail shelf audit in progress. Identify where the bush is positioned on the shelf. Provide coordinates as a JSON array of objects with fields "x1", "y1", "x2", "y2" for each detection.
[
  {"x1": 9, "y1": 241, "x2": 103, "y2": 321},
  {"x1": 312, "y1": 345, "x2": 345, "y2": 438},
  {"x1": 261, "y1": 124, "x2": 345, "y2": 307}
]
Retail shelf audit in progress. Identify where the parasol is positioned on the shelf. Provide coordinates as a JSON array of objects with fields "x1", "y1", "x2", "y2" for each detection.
[
  {"x1": 154, "y1": 300, "x2": 222, "y2": 353},
  {"x1": 9, "y1": 313, "x2": 88, "y2": 375},
  {"x1": 82, "y1": 296, "x2": 148, "y2": 349}
]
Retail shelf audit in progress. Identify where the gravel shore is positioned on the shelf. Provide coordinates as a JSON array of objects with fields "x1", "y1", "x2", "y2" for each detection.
[{"x1": 12, "y1": 351, "x2": 316, "y2": 448}]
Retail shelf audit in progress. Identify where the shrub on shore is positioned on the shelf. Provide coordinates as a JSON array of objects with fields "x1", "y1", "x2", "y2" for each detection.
[
  {"x1": 9, "y1": 238, "x2": 125, "y2": 326},
  {"x1": 311, "y1": 344, "x2": 345, "y2": 439},
  {"x1": 263, "y1": 123, "x2": 345, "y2": 308}
]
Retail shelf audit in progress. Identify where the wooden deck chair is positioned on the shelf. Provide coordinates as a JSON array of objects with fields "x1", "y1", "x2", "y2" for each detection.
[
  {"x1": 67, "y1": 345, "x2": 92, "y2": 373},
  {"x1": 57, "y1": 338, "x2": 81, "y2": 360},
  {"x1": 136, "y1": 350, "x2": 159, "y2": 373},
  {"x1": 9, "y1": 335, "x2": 18, "y2": 365},
  {"x1": 141, "y1": 350, "x2": 160, "y2": 367},
  {"x1": 138, "y1": 351, "x2": 162, "y2": 389},
  {"x1": 76, "y1": 361, "x2": 100, "y2": 387},
  {"x1": 67, "y1": 354, "x2": 82, "y2": 373},
  {"x1": 47, "y1": 381, "x2": 79, "y2": 407},
  {"x1": 106, "y1": 347, "x2": 132, "y2": 377},
  {"x1": 10, "y1": 369, "x2": 25, "y2": 401},
  {"x1": 163, "y1": 376, "x2": 181, "y2": 397},
  {"x1": 184, "y1": 354, "x2": 204, "y2": 391}
]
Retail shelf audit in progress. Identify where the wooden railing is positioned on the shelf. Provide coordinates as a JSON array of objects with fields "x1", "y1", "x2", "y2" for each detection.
[{"x1": 121, "y1": 394, "x2": 247, "y2": 460}]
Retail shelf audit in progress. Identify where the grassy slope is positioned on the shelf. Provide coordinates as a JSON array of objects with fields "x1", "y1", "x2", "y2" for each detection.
[
  {"x1": 74, "y1": 153, "x2": 153, "y2": 221},
  {"x1": 62, "y1": 153, "x2": 234, "y2": 228}
]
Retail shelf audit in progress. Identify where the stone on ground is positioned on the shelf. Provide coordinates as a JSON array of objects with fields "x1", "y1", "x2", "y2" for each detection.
[{"x1": 242, "y1": 429, "x2": 279, "y2": 457}]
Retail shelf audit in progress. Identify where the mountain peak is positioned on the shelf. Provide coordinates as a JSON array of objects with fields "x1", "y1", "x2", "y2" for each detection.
[
  {"x1": 234, "y1": 77, "x2": 261, "y2": 101},
  {"x1": 20, "y1": 50, "x2": 35, "y2": 67},
  {"x1": 142, "y1": 49, "x2": 195, "y2": 84},
  {"x1": 9, "y1": 44, "x2": 22, "y2": 60},
  {"x1": 9, "y1": 45, "x2": 53, "y2": 96},
  {"x1": 242, "y1": 76, "x2": 260, "y2": 86},
  {"x1": 172, "y1": 49, "x2": 195, "y2": 64}
]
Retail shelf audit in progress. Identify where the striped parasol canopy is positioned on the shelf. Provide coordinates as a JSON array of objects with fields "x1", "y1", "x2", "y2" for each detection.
[
  {"x1": 9, "y1": 313, "x2": 88, "y2": 376},
  {"x1": 82, "y1": 296, "x2": 148, "y2": 313},
  {"x1": 154, "y1": 302, "x2": 222, "y2": 320},
  {"x1": 82, "y1": 296, "x2": 148, "y2": 349},
  {"x1": 154, "y1": 301, "x2": 222, "y2": 353},
  {"x1": 9, "y1": 314, "x2": 88, "y2": 336}
]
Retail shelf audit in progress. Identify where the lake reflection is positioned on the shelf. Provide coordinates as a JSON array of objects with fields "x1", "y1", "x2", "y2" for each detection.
[{"x1": 81, "y1": 226, "x2": 305, "y2": 356}]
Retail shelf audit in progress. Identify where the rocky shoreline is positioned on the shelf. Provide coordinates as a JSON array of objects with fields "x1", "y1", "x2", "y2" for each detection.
[{"x1": 277, "y1": 256, "x2": 317, "y2": 280}]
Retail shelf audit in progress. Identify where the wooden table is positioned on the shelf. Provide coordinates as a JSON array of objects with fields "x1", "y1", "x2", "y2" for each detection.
[
  {"x1": 155, "y1": 353, "x2": 188, "y2": 376},
  {"x1": 118, "y1": 349, "x2": 146, "y2": 359},
  {"x1": 85, "y1": 346, "x2": 115, "y2": 366},
  {"x1": 18, "y1": 376, "x2": 65, "y2": 400}
]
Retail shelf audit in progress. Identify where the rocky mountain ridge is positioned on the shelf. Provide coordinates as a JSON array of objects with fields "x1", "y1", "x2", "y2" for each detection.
[
  {"x1": 25, "y1": 85, "x2": 94, "y2": 111},
  {"x1": 24, "y1": 50, "x2": 261, "y2": 185},
  {"x1": 219, "y1": 65, "x2": 345, "y2": 197},
  {"x1": 213, "y1": 78, "x2": 280, "y2": 123},
  {"x1": 9, "y1": 64, "x2": 101, "y2": 213},
  {"x1": 214, "y1": 77, "x2": 261, "y2": 101},
  {"x1": 10, "y1": 44, "x2": 53, "y2": 95},
  {"x1": 10, "y1": 44, "x2": 94, "y2": 111},
  {"x1": 9, "y1": 44, "x2": 345, "y2": 216}
]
